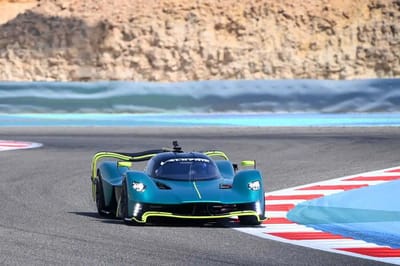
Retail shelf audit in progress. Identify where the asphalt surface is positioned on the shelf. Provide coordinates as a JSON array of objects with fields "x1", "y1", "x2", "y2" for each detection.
[{"x1": 1, "y1": 127, "x2": 400, "y2": 266}]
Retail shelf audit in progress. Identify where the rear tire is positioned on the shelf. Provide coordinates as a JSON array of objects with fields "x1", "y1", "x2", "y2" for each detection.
[
  {"x1": 239, "y1": 215, "x2": 261, "y2": 226},
  {"x1": 95, "y1": 174, "x2": 107, "y2": 217},
  {"x1": 95, "y1": 171, "x2": 117, "y2": 218}
]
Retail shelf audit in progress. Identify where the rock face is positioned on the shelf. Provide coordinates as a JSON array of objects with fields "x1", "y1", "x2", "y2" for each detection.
[{"x1": 0, "y1": 0, "x2": 399, "y2": 81}]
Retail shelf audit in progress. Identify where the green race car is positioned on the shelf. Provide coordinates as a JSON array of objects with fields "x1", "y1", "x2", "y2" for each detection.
[{"x1": 91, "y1": 141, "x2": 265, "y2": 225}]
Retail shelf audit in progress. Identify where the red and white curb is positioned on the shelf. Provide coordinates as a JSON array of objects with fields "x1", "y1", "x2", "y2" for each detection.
[
  {"x1": 236, "y1": 166, "x2": 400, "y2": 265},
  {"x1": 0, "y1": 140, "x2": 42, "y2": 151}
]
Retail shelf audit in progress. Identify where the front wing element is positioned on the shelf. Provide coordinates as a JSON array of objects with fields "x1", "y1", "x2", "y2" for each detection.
[
  {"x1": 127, "y1": 210, "x2": 262, "y2": 224},
  {"x1": 125, "y1": 202, "x2": 264, "y2": 224}
]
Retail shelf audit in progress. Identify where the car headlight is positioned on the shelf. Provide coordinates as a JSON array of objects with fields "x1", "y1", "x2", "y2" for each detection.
[
  {"x1": 248, "y1": 180, "x2": 260, "y2": 191},
  {"x1": 132, "y1": 182, "x2": 146, "y2": 192}
]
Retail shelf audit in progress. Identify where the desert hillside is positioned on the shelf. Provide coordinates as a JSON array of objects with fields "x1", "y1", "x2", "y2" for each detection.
[{"x1": 0, "y1": 0, "x2": 399, "y2": 81}]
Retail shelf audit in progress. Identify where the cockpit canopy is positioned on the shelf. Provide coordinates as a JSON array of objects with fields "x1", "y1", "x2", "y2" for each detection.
[{"x1": 146, "y1": 152, "x2": 220, "y2": 181}]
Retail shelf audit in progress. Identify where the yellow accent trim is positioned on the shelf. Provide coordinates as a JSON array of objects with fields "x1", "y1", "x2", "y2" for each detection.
[
  {"x1": 192, "y1": 181, "x2": 202, "y2": 199},
  {"x1": 203, "y1": 151, "x2": 229, "y2": 160},
  {"x1": 130, "y1": 210, "x2": 261, "y2": 223}
]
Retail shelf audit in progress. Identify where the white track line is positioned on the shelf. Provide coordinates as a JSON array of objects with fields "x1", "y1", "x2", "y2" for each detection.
[{"x1": 0, "y1": 140, "x2": 42, "y2": 151}]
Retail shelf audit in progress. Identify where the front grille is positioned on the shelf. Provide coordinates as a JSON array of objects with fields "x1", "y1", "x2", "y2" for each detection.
[{"x1": 144, "y1": 202, "x2": 255, "y2": 216}]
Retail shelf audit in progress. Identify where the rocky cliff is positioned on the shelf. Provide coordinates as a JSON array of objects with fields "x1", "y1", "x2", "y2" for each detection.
[{"x1": 0, "y1": 0, "x2": 399, "y2": 81}]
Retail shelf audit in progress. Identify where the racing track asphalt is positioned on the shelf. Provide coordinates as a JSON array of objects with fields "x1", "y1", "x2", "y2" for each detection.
[{"x1": 0, "y1": 127, "x2": 399, "y2": 266}]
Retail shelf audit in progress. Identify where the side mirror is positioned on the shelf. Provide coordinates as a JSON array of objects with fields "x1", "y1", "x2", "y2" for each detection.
[
  {"x1": 117, "y1": 161, "x2": 132, "y2": 168},
  {"x1": 241, "y1": 160, "x2": 256, "y2": 169}
]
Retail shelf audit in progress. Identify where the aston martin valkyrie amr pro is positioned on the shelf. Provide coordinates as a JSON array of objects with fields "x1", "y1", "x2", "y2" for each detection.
[{"x1": 90, "y1": 141, "x2": 265, "y2": 225}]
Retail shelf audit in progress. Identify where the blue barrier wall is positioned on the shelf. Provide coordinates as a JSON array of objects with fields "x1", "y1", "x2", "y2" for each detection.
[{"x1": 1, "y1": 79, "x2": 400, "y2": 113}]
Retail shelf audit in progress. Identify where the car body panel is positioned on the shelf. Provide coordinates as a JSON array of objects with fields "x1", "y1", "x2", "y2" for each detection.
[{"x1": 215, "y1": 160, "x2": 235, "y2": 179}]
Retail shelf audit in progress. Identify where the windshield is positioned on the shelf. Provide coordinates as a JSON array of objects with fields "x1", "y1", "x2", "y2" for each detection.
[{"x1": 154, "y1": 158, "x2": 219, "y2": 181}]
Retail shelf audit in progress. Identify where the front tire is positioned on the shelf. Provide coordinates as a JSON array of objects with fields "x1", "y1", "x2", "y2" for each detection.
[
  {"x1": 119, "y1": 179, "x2": 141, "y2": 225},
  {"x1": 239, "y1": 215, "x2": 261, "y2": 226},
  {"x1": 119, "y1": 179, "x2": 129, "y2": 222}
]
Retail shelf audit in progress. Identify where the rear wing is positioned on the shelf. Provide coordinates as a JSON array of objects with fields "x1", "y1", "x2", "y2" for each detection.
[
  {"x1": 91, "y1": 149, "x2": 168, "y2": 180},
  {"x1": 91, "y1": 146, "x2": 257, "y2": 180},
  {"x1": 203, "y1": 150, "x2": 230, "y2": 160},
  {"x1": 90, "y1": 141, "x2": 241, "y2": 202},
  {"x1": 91, "y1": 149, "x2": 232, "y2": 178},
  {"x1": 92, "y1": 149, "x2": 231, "y2": 173},
  {"x1": 203, "y1": 150, "x2": 256, "y2": 170}
]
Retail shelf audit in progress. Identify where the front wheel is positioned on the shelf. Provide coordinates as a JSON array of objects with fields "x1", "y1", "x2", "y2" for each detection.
[
  {"x1": 119, "y1": 180, "x2": 129, "y2": 221},
  {"x1": 239, "y1": 215, "x2": 261, "y2": 226},
  {"x1": 119, "y1": 179, "x2": 142, "y2": 225}
]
